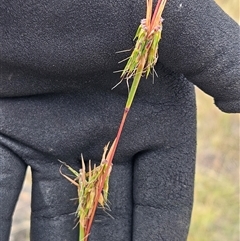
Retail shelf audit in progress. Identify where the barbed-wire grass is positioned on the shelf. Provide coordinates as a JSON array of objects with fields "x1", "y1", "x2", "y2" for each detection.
[
  {"x1": 59, "y1": 143, "x2": 113, "y2": 241},
  {"x1": 60, "y1": 0, "x2": 167, "y2": 240}
]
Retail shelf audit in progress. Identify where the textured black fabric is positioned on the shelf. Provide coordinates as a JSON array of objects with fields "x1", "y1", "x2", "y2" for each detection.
[{"x1": 0, "y1": 0, "x2": 239, "y2": 241}]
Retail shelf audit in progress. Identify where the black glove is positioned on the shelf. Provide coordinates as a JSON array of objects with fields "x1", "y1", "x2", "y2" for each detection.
[{"x1": 0, "y1": 1, "x2": 239, "y2": 241}]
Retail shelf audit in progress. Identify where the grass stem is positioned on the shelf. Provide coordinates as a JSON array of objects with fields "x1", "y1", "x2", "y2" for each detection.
[{"x1": 60, "y1": 1, "x2": 168, "y2": 240}]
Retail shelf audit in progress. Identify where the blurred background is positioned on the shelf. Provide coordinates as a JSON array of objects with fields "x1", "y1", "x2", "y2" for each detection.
[
  {"x1": 188, "y1": 1, "x2": 239, "y2": 240},
  {"x1": 10, "y1": 1, "x2": 239, "y2": 240}
]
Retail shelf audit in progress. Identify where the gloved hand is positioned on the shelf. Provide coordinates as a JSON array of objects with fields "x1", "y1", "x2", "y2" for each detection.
[{"x1": 0, "y1": 1, "x2": 239, "y2": 241}]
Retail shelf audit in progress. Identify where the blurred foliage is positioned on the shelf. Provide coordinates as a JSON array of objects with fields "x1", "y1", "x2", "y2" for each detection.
[
  {"x1": 188, "y1": 166, "x2": 239, "y2": 241},
  {"x1": 188, "y1": 88, "x2": 239, "y2": 241},
  {"x1": 188, "y1": 1, "x2": 239, "y2": 240}
]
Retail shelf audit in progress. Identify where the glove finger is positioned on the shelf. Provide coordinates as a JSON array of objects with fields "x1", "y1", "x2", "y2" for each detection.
[
  {"x1": 0, "y1": 142, "x2": 27, "y2": 241},
  {"x1": 89, "y1": 161, "x2": 133, "y2": 241},
  {"x1": 31, "y1": 156, "x2": 133, "y2": 241},
  {"x1": 160, "y1": 0, "x2": 240, "y2": 112},
  {"x1": 132, "y1": 146, "x2": 195, "y2": 241},
  {"x1": 30, "y1": 157, "x2": 78, "y2": 241}
]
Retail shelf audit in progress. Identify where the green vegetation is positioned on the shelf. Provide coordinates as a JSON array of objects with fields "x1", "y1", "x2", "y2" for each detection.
[
  {"x1": 188, "y1": 2, "x2": 239, "y2": 240},
  {"x1": 188, "y1": 88, "x2": 239, "y2": 241},
  {"x1": 188, "y1": 164, "x2": 239, "y2": 241}
]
